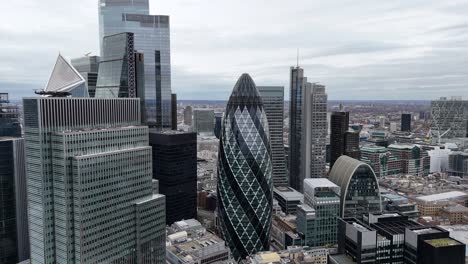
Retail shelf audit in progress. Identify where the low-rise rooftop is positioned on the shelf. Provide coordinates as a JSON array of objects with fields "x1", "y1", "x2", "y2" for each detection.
[{"x1": 416, "y1": 191, "x2": 468, "y2": 202}]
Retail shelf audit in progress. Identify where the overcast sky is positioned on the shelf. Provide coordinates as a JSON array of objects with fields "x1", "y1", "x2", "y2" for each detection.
[{"x1": 2, "y1": 0, "x2": 468, "y2": 100}]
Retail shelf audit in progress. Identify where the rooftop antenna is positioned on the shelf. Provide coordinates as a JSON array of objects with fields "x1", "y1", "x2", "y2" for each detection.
[{"x1": 296, "y1": 48, "x2": 299, "y2": 67}]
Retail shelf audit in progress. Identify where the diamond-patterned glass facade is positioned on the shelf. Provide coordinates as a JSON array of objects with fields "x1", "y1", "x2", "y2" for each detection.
[{"x1": 217, "y1": 74, "x2": 273, "y2": 261}]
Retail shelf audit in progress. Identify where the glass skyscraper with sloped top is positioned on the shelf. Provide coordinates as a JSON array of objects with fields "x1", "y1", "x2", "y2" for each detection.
[
  {"x1": 217, "y1": 74, "x2": 273, "y2": 261},
  {"x1": 99, "y1": 0, "x2": 172, "y2": 129}
]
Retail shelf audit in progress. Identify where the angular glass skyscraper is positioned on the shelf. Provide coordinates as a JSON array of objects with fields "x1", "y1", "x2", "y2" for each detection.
[
  {"x1": 217, "y1": 74, "x2": 273, "y2": 261},
  {"x1": 257, "y1": 86, "x2": 289, "y2": 187},
  {"x1": 99, "y1": 0, "x2": 172, "y2": 128},
  {"x1": 23, "y1": 98, "x2": 166, "y2": 264},
  {"x1": 0, "y1": 138, "x2": 28, "y2": 263}
]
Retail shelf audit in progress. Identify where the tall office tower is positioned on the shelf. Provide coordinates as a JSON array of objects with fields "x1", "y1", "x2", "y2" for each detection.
[
  {"x1": 71, "y1": 56, "x2": 100, "y2": 97},
  {"x1": 43, "y1": 54, "x2": 88, "y2": 97},
  {"x1": 149, "y1": 131, "x2": 197, "y2": 225},
  {"x1": 214, "y1": 112, "x2": 223, "y2": 139},
  {"x1": 297, "y1": 179, "x2": 340, "y2": 247},
  {"x1": 0, "y1": 93, "x2": 21, "y2": 137},
  {"x1": 330, "y1": 111, "x2": 349, "y2": 168},
  {"x1": 329, "y1": 156, "x2": 382, "y2": 219},
  {"x1": 401, "y1": 113, "x2": 412, "y2": 132},
  {"x1": 0, "y1": 138, "x2": 28, "y2": 263},
  {"x1": 193, "y1": 109, "x2": 215, "y2": 135},
  {"x1": 23, "y1": 98, "x2": 166, "y2": 264},
  {"x1": 171, "y1": 94, "x2": 177, "y2": 130},
  {"x1": 431, "y1": 97, "x2": 468, "y2": 139},
  {"x1": 289, "y1": 67, "x2": 328, "y2": 192},
  {"x1": 184, "y1": 106, "x2": 193, "y2": 125},
  {"x1": 99, "y1": 0, "x2": 172, "y2": 129},
  {"x1": 217, "y1": 74, "x2": 273, "y2": 261},
  {"x1": 258, "y1": 86, "x2": 289, "y2": 187}
]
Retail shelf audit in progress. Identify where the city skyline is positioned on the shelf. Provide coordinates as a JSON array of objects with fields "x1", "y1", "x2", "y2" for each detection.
[{"x1": 3, "y1": 0, "x2": 468, "y2": 100}]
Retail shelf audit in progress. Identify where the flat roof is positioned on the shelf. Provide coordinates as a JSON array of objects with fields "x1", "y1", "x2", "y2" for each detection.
[
  {"x1": 274, "y1": 187, "x2": 304, "y2": 201},
  {"x1": 388, "y1": 144, "x2": 415, "y2": 150},
  {"x1": 425, "y1": 238, "x2": 461, "y2": 247},
  {"x1": 416, "y1": 191, "x2": 468, "y2": 202},
  {"x1": 304, "y1": 178, "x2": 339, "y2": 189},
  {"x1": 442, "y1": 204, "x2": 468, "y2": 213},
  {"x1": 372, "y1": 219, "x2": 421, "y2": 236}
]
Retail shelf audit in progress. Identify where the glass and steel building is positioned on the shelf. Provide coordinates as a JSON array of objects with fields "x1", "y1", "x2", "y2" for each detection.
[
  {"x1": 329, "y1": 155, "x2": 382, "y2": 219},
  {"x1": 401, "y1": 113, "x2": 412, "y2": 132},
  {"x1": 297, "y1": 178, "x2": 340, "y2": 247},
  {"x1": 447, "y1": 151, "x2": 468, "y2": 177},
  {"x1": 96, "y1": 32, "x2": 139, "y2": 98},
  {"x1": 431, "y1": 97, "x2": 468, "y2": 139},
  {"x1": 0, "y1": 93, "x2": 21, "y2": 137},
  {"x1": 0, "y1": 138, "x2": 29, "y2": 263},
  {"x1": 99, "y1": 0, "x2": 172, "y2": 128},
  {"x1": 71, "y1": 56, "x2": 100, "y2": 97},
  {"x1": 330, "y1": 111, "x2": 349, "y2": 168},
  {"x1": 193, "y1": 109, "x2": 215, "y2": 135},
  {"x1": 96, "y1": 32, "x2": 148, "y2": 123},
  {"x1": 149, "y1": 131, "x2": 197, "y2": 225},
  {"x1": 289, "y1": 67, "x2": 328, "y2": 192},
  {"x1": 23, "y1": 97, "x2": 166, "y2": 264},
  {"x1": 258, "y1": 86, "x2": 289, "y2": 187},
  {"x1": 217, "y1": 74, "x2": 273, "y2": 261}
]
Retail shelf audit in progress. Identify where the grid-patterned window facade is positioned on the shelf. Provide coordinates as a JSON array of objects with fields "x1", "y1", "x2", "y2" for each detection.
[
  {"x1": 257, "y1": 86, "x2": 288, "y2": 187},
  {"x1": 23, "y1": 98, "x2": 165, "y2": 264}
]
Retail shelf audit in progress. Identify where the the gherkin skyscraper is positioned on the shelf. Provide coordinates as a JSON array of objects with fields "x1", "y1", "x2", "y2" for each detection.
[{"x1": 217, "y1": 74, "x2": 273, "y2": 261}]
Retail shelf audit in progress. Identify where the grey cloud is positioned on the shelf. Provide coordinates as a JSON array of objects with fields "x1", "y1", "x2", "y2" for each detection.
[{"x1": 2, "y1": 0, "x2": 468, "y2": 101}]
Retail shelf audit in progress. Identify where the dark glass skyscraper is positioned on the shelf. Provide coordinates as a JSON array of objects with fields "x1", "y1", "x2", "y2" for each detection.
[
  {"x1": 217, "y1": 74, "x2": 273, "y2": 261},
  {"x1": 0, "y1": 138, "x2": 28, "y2": 263},
  {"x1": 171, "y1": 93, "x2": 177, "y2": 130},
  {"x1": 330, "y1": 111, "x2": 349, "y2": 168},
  {"x1": 99, "y1": 0, "x2": 172, "y2": 128},
  {"x1": 150, "y1": 131, "x2": 197, "y2": 225},
  {"x1": 330, "y1": 110, "x2": 361, "y2": 169},
  {"x1": 401, "y1": 113, "x2": 412, "y2": 132},
  {"x1": 0, "y1": 93, "x2": 21, "y2": 137}
]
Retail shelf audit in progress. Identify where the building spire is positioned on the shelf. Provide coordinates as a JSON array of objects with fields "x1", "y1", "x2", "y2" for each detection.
[{"x1": 297, "y1": 48, "x2": 300, "y2": 67}]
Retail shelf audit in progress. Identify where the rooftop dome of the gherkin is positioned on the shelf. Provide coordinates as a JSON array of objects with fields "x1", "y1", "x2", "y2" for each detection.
[{"x1": 227, "y1": 73, "x2": 263, "y2": 108}]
